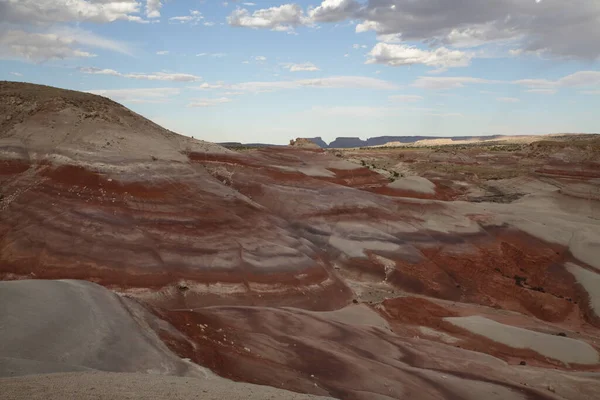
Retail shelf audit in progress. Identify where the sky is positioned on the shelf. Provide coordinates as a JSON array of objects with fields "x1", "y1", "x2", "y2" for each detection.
[{"x1": 0, "y1": 0, "x2": 599, "y2": 145}]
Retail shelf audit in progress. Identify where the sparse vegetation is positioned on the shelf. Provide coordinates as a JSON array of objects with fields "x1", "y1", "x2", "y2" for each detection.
[
  {"x1": 489, "y1": 144, "x2": 523, "y2": 152},
  {"x1": 514, "y1": 275, "x2": 527, "y2": 287},
  {"x1": 222, "y1": 145, "x2": 258, "y2": 151}
]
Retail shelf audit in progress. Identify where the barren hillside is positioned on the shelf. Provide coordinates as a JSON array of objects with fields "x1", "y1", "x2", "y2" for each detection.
[{"x1": 1, "y1": 83, "x2": 600, "y2": 400}]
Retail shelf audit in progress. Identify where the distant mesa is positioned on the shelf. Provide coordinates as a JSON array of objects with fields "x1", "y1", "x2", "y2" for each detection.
[
  {"x1": 315, "y1": 135, "x2": 507, "y2": 149},
  {"x1": 327, "y1": 137, "x2": 366, "y2": 148},
  {"x1": 220, "y1": 135, "x2": 512, "y2": 149},
  {"x1": 304, "y1": 137, "x2": 328, "y2": 148}
]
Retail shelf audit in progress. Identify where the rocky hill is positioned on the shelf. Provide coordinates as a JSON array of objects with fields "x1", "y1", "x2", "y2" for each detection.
[
  {"x1": 289, "y1": 137, "x2": 322, "y2": 149},
  {"x1": 0, "y1": 81, "x2": 227, "y2": 166}
]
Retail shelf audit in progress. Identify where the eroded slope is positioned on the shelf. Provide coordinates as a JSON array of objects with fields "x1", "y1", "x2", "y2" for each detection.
[{"x1": 1, "y1": 83, "x2": 600, "y2": 399}]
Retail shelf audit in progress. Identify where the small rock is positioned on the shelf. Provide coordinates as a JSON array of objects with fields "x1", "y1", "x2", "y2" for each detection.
[
  {"x1": 557, "y1": 332, "x2": 567, "y2": 337},
  {"x1": 519, "y1": 361, "x2": 527, "y2": 366},
  {"x1": 547, "y1": 385, "x2": 556, "y2": 393}
]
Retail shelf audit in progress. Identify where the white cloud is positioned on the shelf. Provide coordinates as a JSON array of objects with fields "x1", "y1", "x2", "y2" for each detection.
[
  {"x1": 146, "y1": 0, "x2": 162, "y2": 18},
  {"x1": 388, "y1": 95, "x2": 423, "y2": 103},
  {"x1": 204, "y1": 21, "x2": 215, "y2": 26},
  {"x1": 254, "y1": 55, "x2": 267, "y2": 61},
  {"x1": 497, "y1": 97, "x2": 520, "y2": 103},
  {"x1": 0, "y1": 0, "x2": 148, "y2": 24},
  {"x1": 352, "y1": 44, "x2": 367, "y2": 49},
  {"x1": 79, "y1": 68, "x2": 121, "y2": 76},
  {"x1": 231, "y1": 76, "x2": 398, "y2": 92},
  {"x1": 55, "y1": 27, "x2": 132, "y2": 55},
  {"x1": 376, "y1": 33, "x2": 403, "y2": 43},
  {"x1": 366, "y1": 43, "x2": 472, "y2": 69},
  {"x1": 526, "y1": 88, "x2": 557, "y2": 94},
  {"x1": 412, "y1": 76, "x2": 496, "y2": 90},
  {"x1": 243, "y1": 2, "x2": 256, "y2": 6},
  {"x1": 86, "y1": 87, "x2": 180, "y2": 104},
  {"x1": 156, "y1": 50, "x2": 169, "y2": 55},
  {"x1": 169, "y1": 10, "x2": 203, "y2": 24},
  {"x1": 352, "y1": 0, "x2": 600, "y2": 59},
  {"x1": 0, "y1": 30, "x2": 96, "y2": 61},
  {"x1": 555, "y1": 71, "x2": 600, "y2": 87},
  {"x1": 241, "y1": 60, "x2": 250, "y2": 64},
  {"x1": 10, "y1": 72, "x2": 23, "y2": 77},
  {"x1": 356, "y1": 20, "x2": 380, "y2": 34},
  {"x1": 310, "y1": 105, "x2": 462, "y2": 118},
  {"x1": 193, "y1": 82, "x2": 225, "y2": 90},
  {"x1": 311, "y1": 105, "x2": 395, "y2": 118},
  {"x1": 514, "y1": 71, "x2": 600, "y2": 91},
  {"x1": 309, "y1": 0, "x2": 360, "y2": 23},
  {"x1": 227, "y1": 4, "x2": 310, "y2": 32},
  {"x1": 444, "y1": 23, "x2": 520, "y2": 49},
  {"x1": 196, "y1": 52, "x2": 226, "y2": 58},
  {"x1": 513, "y1": 78, "x2": 555, "y2": 90},
  {"x1": 281, "y1": 62, "x2": 320, "y2": 72},
  {"x1": 125, "y1": 72, "x2": 201, "y2": 82},
  {"x1": 79, "y1": 67, "x2": 201, "y2": 82},
  {"x1": 0, "y1": 25, "x2": 132, "y2": 62},
  {"x1": 188, "y1": 97, "x2": 233, "y2": 107}
]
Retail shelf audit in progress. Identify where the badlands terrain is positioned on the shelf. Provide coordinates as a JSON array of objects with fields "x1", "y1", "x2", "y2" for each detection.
[{"x1": 1, "y1": 81, "x2": 600, "y2": 399}]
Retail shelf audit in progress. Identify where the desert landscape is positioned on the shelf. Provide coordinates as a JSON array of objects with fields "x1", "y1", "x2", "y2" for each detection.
[{"x1": 0, "y1": 81, "x2": 599, "y2": 399}]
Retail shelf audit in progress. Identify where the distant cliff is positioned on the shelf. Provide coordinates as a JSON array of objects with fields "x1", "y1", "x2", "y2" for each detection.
[
  {"x1": 306, "y1": 137, "x2": 329, "y2": 148},
  {"x1": 327, "y1": 137, "x2": 367, "y2": 148},
  {"x1": 221, "y1": 135, "x2": 507, "y2": 149},
  {"x1": 308, "y1": 135, "x2": 507, "y2": 148}
]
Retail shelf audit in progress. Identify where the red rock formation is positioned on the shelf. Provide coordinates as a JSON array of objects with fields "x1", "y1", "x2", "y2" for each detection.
[{"x1": 2, "y1": 82, "x2": 600, "y2": 399}]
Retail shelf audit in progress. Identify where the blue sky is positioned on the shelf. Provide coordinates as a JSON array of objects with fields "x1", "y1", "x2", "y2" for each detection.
[{"x1": 1, "y1": 0, "x2": 599, "y2": 144}]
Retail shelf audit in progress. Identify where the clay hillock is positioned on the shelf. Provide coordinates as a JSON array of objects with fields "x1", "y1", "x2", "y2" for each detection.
[{"x1": 0, "y1": 81, "x2": 228, "y2": 165}]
